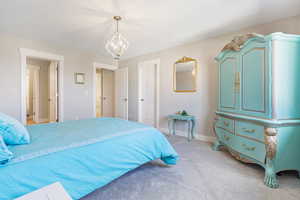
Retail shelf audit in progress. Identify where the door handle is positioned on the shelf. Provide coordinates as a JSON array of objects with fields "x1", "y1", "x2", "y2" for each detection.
[
  {"x1": 242, "y1": 128, "x2": 255, "y2": 133},
  {"x1": 224, "y1": 135, "x2": 230, "y2": 141},
  {"x1": 223, "y1": 121, "x2": 229, "y2": 127},
  {"x1": 241, "y1": 143, "x2": 256, "y2": 151},
  {"x1": 140, "y1": 98, "x2": 144, "y2": 102},
  {"x1": 124, "y1": 98, "x2": 128, "y2": 102}
]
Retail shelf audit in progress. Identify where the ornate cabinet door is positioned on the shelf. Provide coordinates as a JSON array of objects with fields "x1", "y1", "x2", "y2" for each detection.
[
  {"x1": 219, "y1": 55, "x2": 238, "y2": 112},
  {"x1": 240, "y1": 42, "x2": 270, "y2": 118}
]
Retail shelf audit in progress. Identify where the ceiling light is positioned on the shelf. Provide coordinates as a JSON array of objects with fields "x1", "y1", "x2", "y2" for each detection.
[{"x1": 105, "y1": 16, "x2": 129, "y2": 60}]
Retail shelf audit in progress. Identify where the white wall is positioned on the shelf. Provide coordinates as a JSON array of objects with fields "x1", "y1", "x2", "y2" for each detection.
[
  {"x1": 120, "y1": 15, "x2": 300, "y2": 138},
  {"x1": 0, "y1": 33, "x2": 113, "y2": 122}
]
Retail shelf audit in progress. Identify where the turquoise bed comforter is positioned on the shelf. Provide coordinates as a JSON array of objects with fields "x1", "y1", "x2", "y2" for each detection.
[{"x1": 0, "y1": 118, "x2": 178, "y2": 200}]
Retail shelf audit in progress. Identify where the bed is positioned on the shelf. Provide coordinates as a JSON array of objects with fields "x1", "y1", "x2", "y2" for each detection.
[{"x1": 0, "y1": 118, "x2": 178, "y2": 200}]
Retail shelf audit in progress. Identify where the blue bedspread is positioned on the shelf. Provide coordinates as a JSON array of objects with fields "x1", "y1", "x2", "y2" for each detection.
[{"x1": 0, "y1": 118, "x2": 178, "y2": 200}]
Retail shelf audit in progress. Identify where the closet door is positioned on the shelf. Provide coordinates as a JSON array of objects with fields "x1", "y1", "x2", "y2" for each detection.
[
  {"x1": 138, "y1": 59, "x2": 159, "y2": 127},
  {"x1": 219, "y1": 56, "x2": 238, "y2": 112},
  {"x1": 115, "y1": 68, "x2": 128, "y2": 120},
  {"x1": 240, "y1": 42, "x2": 269, "y2": 117}
]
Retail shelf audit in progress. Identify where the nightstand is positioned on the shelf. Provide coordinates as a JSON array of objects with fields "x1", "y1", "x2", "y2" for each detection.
[{"x1": 168, "y1": 114, "x2": 195, "y2": 141}]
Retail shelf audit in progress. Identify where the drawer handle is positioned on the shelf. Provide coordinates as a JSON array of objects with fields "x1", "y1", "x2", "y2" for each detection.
[
  {"x1": 242, "y1": 143, "x2": 256, "y2": 151},
  {"x1": 242, "y1": 128, "x2": 255, "y2": 133},
  {"x1": 223, "y1": 121, "x2": 229, "y2": 127},
  {"x1": 224, "y1": 135, "x2": 230, "y2": 141}
]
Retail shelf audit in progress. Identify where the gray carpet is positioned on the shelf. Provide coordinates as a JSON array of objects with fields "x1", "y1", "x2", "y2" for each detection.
[{"x1": 81, "y1": 135, "x2": 300, "y2": 200}]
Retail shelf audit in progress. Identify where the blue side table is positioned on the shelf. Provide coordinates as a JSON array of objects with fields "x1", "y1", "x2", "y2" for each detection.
[{"x1": 167, "y1": 114, "x2": 196, "y2": 141}]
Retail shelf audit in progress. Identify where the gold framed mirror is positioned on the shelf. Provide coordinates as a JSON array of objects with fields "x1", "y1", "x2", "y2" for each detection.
[{"x1": 173, "y1": 56, "x2": 197, "y2": 92}]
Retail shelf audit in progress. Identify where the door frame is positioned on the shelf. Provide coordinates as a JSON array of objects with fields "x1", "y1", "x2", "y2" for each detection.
[
  {"x1": 27, "y1": 65, "x2": 40, "y2": 123},
  {"x1": 19, "y1": 48, "x2": 64, "y2": 125},
  {"x1": 92, "y1": 62, "x2": 118, "y2": 118},
  {"x1": 138, "y1": 59, "x2": 160, "y2": 128}
]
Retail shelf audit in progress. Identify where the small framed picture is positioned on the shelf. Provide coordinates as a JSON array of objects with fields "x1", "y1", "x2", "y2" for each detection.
[{"x1": 74, "y1": 73, "x2": 85, "y2": 84}]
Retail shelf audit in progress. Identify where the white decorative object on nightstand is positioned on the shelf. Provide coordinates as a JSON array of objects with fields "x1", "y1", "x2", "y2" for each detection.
[{"x1": 15, "y1": 182, "x2": 72, "y2": 200}]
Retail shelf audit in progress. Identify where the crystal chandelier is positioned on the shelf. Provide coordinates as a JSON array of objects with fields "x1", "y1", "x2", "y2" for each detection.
[{"x1": 105, "y1": 16, "x2": 129, "y2": 60}]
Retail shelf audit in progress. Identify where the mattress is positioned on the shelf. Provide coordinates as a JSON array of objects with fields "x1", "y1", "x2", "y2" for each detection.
[{"x1": 0, "y1": 118, "x2": 178, "y2": 200}]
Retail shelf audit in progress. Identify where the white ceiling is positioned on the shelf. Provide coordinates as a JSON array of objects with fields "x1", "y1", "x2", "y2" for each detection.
[{"x1": 1, "y1": 0, "x2": 300, "y2": 60}]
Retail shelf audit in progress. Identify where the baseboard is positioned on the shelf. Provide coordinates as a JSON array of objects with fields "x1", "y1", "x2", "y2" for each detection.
[{"x1": 159, "y1": 128, "x2": 216, "y2": 143}]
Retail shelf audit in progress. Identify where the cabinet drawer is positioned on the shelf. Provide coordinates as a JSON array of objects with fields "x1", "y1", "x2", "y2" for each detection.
[
  {"x1": 216, "y1": 117, "x2": 234, "y2": 132},
  {"x1": 215, "y1": 127, "x2": 235, "y2": 147},
  {"x1": 235, "y1": 121, "x2": 264, "y2": 142},
  {"x1": 222, "y1": 130, "x2": 235, "y2": 147},
  {"x1": 236, "y1": 136, "x2": 266, "y2": 163}
]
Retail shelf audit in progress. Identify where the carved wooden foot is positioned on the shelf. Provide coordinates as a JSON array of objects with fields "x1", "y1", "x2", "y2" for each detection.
[
  {"x1": 264, "y1": 128, "x2": 279, "y2": 188},
  {"x1": 264, "y1": 166, "x2": 279, "y2": 188},
  {"x1": 212, "y1": 140, "x2": 222, "y2": 151}
]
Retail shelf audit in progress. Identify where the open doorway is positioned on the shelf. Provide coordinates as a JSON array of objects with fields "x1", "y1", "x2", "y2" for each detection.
[
  {"x1": 93, "y1": 62, "x2": 128, "y2": 120},
  {"x1": 26, "y1": 58, "x2": 58, "y2": 125},
  {"x1": 95, "y1": 68, "x2": 115, "y2": 118},
  {"x1": 20, "y1": 48, "x2": 64, "y2": 125}
]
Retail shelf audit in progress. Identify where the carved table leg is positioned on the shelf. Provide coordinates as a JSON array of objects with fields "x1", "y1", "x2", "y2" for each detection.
[
  {"x1": 172, "y1": 119, "x2": 176, "y2": 135},
  {"x1": 191, "y1": 119, "x2": 195, "y2": 139},
  {"x1": 187, "y1": 120, "x2": 191, "y2": 142},
  {"x1": 264, "y1": 128, "x2": 279, "y2": 188}
]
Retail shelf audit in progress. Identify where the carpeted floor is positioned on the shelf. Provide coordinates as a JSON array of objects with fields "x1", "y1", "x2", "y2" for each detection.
[{"x1": 81, "y1": 135, "x2": 300, "y2": 200}]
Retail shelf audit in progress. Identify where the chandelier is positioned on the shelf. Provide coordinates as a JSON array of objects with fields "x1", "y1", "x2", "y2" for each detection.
[{"x1": 105, "y1": 16, "x2": 129, "y2": 60}]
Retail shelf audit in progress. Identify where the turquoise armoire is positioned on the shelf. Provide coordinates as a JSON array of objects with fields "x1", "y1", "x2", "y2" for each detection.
[{"x1": 213, "y1": 32, "x2": 300, "y2": 188}]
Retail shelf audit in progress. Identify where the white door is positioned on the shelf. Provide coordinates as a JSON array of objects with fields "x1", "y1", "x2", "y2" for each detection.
[
  {"x1": 138, "y1": 60, "x2": 159, "y2": 127},
  {"x1": 115, "y1": 68, "x2": 128, "y2": 120},
  {"x1": 49, "y1": 61, "x2": 58, "y2": 122},
  {"x1": 102, "y1": 69, "x2": 114, "y2": 117}
]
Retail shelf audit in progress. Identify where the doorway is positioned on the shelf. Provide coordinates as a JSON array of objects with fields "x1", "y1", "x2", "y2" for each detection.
[
  {"x1": 138, "y1": 59, "x2": 160, "y2": 128},
  {"x1": 26, "y1": 65, "x2": 40, "y2": 124},
  {"x1": 95, "y1": 68, "x2": 115, "y2": 117},
  {"x1": 93, "y1": 63, "x2": 128, "y2": 120},
  {"x1": 20, "y1": 48, "x2": 64, "y2": 125},
  {"x1": 26, "y1": 58, "x2": 58, "y2": 125}
]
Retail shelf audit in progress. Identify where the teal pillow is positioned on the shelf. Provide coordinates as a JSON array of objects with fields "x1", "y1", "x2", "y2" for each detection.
[
  {"x1": 0, "y1": 112, "x2": 30, "y2": 145},
  {"x1": 0, "y1": 135, "x2": 13, "y2": 164}
]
